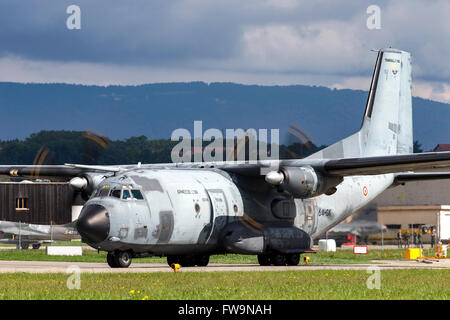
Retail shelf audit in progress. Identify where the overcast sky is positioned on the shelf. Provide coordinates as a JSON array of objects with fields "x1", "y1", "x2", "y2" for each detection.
[{"x1": 0, "y1": 0, "x2": 449, "y2": 102}]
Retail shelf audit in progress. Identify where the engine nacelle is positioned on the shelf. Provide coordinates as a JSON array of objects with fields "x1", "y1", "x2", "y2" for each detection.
[
  {"x1": 265, "y1": 166, "x2": 342, "y2": 199},
  {"x1": 280, "y1": 166, "x2": 321, "y2": 198},
  {"x1": 69, "y1": 173, "x2": 108, "y2": 200}
]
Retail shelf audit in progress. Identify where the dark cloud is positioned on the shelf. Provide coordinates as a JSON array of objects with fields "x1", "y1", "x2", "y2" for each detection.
[
  {"x1": 0, "y1": 0, "x2": 448, "y2": 91},
  {"x1": 0, "y1": 1, "x2": 244, "y2": 64},
  {"x1": 0, "y1": 0, "x2": 384, "y2": 65}
]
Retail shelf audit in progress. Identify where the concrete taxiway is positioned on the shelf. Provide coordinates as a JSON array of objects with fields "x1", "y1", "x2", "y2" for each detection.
[{"x1": 0, "y1": 259, "x2": 448, "y2": 273}]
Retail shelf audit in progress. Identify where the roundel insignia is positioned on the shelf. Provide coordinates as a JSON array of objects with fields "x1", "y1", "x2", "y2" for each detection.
[{"x1": 363, "y1": 186, "x2": 368, "y2": 197}]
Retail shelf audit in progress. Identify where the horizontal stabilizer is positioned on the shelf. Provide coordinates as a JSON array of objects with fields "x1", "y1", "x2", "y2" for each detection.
[
  {"x1": 394, "y1": 172, "x2": 450, "y2": 184},
  {"x1": 322, "y1": 151, "x2": 450, "y2": 176}
]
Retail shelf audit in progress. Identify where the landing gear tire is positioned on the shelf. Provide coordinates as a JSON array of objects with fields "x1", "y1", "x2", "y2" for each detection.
[
  {"x1": 107, "y1": 252, "x2": 119, "y2": 268},
  {"x1": 180, "y1": 255, "x2": 196, "y2": 267},
  {"x1": 32, "y1": 244, "x2": 41, "y2": 250},
  {"x1": 167, "y1": 255, "x2": 180, "y2": 267},
  {"x1": 257, "y1": 254, "x2": 271, "y2": 266},
  {"x1": 285, "y1": 253, "x2": 300, "y2": 266},
  {"x1": 167, "y1": 255, "x2": 210, "y2": 267},
  {"x1": 271, "y1": 253, "x2": 286, "y2": 266},
  {"x1": 114, "y1": 251, "x2": 132, "y2": 268},
  {"x1": 195, "y1": 255, "x2": 210, "y2": 267},
  {"x1": 17, "y1": 243, "x2": 29, "y2": 250}
]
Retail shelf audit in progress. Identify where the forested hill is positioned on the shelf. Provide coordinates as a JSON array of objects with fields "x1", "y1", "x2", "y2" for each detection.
[
  {"x1": 0, "y1": 82, "x2": 448, "y2": 150},
  {"x1": 0, "y1": 130, "x2": 325, "y2": 165}
]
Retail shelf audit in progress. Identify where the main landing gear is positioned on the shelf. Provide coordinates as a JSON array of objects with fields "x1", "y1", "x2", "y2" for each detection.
[
  {"x1": 167, "y1": 254, "x2": 210, "y2": 267},
  {"x1": 257, "y1": 253, "x2": 301, "y2": 266},
  {"x1": 107, "y1": 251, "x2": 133, "y2": 268}
]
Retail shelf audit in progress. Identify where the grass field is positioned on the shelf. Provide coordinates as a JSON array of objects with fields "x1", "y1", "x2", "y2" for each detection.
[
  {"x1": 0, "y1": 245, "x2": 447, "y2": 300},
  {"x1": 0, "y1": 269, "x2": 447, "y2": 300},
  {"x1": 0, "y1": 246, "x2": 435, "y2": 265}
]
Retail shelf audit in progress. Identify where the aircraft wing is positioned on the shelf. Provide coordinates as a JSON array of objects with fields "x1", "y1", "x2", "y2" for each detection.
[
  {"x1": 194, "y1": 151, "x2": 450, "y2": 177},
  {"x1": 0, "y1": 221, "x2": 79, "y2": 241},
  {"x1": 1, "y1": 151, "x2": 450, "y2": 179},
  {"x1": 320, "y1": 151, "x2": 450, "y2": 176},
  {"x1": 0, "y1": 164, "x2": 117, "y2": 179}
]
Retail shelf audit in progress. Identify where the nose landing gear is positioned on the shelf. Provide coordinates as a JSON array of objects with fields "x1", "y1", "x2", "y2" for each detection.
[{"x1": 107, "y1": 251, "x2": 133, "y2": 268}]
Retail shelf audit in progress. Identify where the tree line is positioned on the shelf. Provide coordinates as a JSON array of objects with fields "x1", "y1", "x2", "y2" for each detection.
[{"x1": 0, "y1": 130, "x2": 326, "y2": 165}]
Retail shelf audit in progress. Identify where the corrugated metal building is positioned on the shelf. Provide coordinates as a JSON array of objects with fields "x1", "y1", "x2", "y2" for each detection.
[{"x1": 0, "y1": 182, "x2": 81, "y2": 225}]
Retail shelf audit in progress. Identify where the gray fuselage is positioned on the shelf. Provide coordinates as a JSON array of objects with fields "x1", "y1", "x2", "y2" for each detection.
[{"x1": 78, "y1": 167, "x2": 393, "y2": 256}]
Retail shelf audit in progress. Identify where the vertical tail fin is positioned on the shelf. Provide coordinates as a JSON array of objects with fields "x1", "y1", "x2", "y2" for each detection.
[
  {"x1": 360, "y1": 48, "x2": 413, "y2": 156},
  {"x1": 307, "y1": 48, "x2": 413, "y2": 160}
]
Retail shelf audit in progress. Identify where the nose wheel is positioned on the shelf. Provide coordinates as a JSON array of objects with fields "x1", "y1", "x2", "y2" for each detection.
[{"x1": 107, "y1": 251, "x2": 132, "y2": 268}]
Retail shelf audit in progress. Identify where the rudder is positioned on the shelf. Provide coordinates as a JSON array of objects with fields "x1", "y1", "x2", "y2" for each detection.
[{"x1": 360, "y1": 48, "x2": 413, "y2": 156}]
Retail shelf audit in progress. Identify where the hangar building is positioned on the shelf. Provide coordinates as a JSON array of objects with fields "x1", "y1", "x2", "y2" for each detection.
[
  {"x1": 372, "y1": 177, "x2": 450, "y2": 243},
  {"x1": 0, "y1": 181, "x2": 84, "y2": 225}
]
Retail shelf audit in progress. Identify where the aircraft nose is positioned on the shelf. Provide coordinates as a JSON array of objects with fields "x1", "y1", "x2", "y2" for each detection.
[{"x1": 76, "y1": 204, "x2": 110, "y2": 244}]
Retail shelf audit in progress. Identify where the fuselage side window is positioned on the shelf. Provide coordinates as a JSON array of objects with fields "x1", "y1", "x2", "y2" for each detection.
[
  {"x1": 99, "y1": 188, "x2": 109, "y2": 197},
  {"x1": 131, "y1": 190, "x2": 144, "y2": 200},
  {"x1": 111, "y1": 189, "x2": 121, "y2": 198},
  {"x1": 122, "y1": 189, "x2": 131, "y2": 200}
]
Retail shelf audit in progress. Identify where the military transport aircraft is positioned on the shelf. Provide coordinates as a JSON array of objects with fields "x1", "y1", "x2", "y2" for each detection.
[
  {"x1": 0, "y1": 221, "x2": 78, "y2": 249},
  {"x1": 1, "y1": 48, "x2": 450, "y2": 268}
]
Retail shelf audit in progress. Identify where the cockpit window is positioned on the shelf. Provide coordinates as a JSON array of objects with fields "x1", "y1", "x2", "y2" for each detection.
[
  {"x1": 98, "y1": 188, "x2": 110, "y2": 197},
  {"x1": 122, "y1": 189, "x2": 131, "y2": 200},
  {"x1": 111, "y1": 189, "x2": 121, "y2": 198},
  {"x1": 99, "y1": 187, "x2": 144, "y2": 200},
  {"x1": 131, "y1": 190, "x2": 144, "y2": 200}
]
